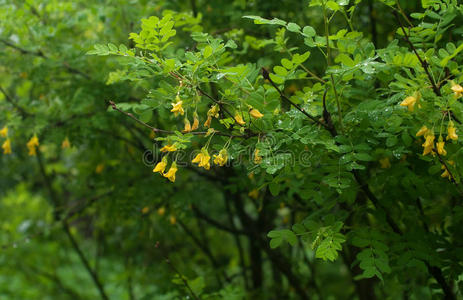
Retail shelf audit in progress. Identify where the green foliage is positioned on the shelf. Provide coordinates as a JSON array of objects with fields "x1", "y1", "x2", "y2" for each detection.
[{"x1": 2, "y1": 0, "x2": 463, "y2": 299}]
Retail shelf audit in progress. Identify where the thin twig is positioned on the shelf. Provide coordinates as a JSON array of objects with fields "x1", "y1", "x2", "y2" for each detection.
[
  {"x1": 109, "y1": 100, "x2": 254, "y2": 138},
  {"x1": 155, "y1": 241, "x2": 200, "y2": 300},
  {"x1": 394, "y1": 12, "x2": 441, "y2": 96},
  {"x1": 261, "y1": 68, "x2": 331, "y2": 131}
]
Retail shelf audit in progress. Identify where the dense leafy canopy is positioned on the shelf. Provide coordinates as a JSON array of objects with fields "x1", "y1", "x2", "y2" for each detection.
[{"x1": 1, "y1": 0, "x2": 463, "y2": 299}]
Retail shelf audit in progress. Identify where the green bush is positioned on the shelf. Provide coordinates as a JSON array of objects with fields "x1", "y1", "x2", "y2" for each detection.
[{"x1": 1, "y1": 0, "x2": 463, "y2": 299}]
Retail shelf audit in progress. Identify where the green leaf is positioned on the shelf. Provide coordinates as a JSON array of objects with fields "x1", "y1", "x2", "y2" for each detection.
[
  {"x1": 281, "y1": 58, "x2": 293, "y2": 69},
  {"x1": 302, "y1": 26, "x2": 316, "y2": 37},
  {"x1": 326, "y1": 1, "x2": 340, "y2": 10},
  {"x1": 269, "y1": 73, "x2": 285, "y2": 84},
  {"x1": 273, "y1": 66, "x2": 288, "y2": 76},
  {"x1": 203, "y1": 45, "x2": 213, "y2": 58},
  {"x1": 286, "y1": 22, "x2": 301, "y2": 32}
]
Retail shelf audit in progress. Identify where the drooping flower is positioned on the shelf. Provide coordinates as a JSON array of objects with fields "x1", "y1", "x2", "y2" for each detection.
[
  {"x1": 192, "y1": 148, "x2": 211, "y2": 170},
  {"x1": 441, "y1": 161, "x2": 455, "y2": 180},
  {"x1": 183, "y1": 119, "x2": 192, "y2": 133},
  {"x1": 248, "y1": 189, "x2": 259, "y2": 199},
  {"x1": 441, "y1": 165, "x2": 450, "y2": 180},
  {"x1": 447, "y1": 122, "x2": 458, "y2": 141},
  {"x1": 0, "y1": 126, "x2": 8, "y2": 137},
  {"x1": 250, "y1": 108, "x2": 264, "y2": 119},
  {"x1": 169, "y1": 215, "x2": 177, "y2": 225},
  {"x1": 27, "y1": 135, "x2": 39, "y2": 156},
  {"x1": 416, "y1": 125, "x2": 428, "y2": 137},
  {"x1": 204, "y1": 116, "x2": 212, "y2": 128},
  {"x1": 160, "y1": 144, "x2": 177, "y2": 152},
  {"x1": 451, "y1": 82, "x2": 463, "y2": 98},
  {"x1": 400, "y1": 95, "x2": 418, "y2": 112},
  {"x1": 208, "y1": 105, "x2": 220, "y2": 118},
  {"x1": 157, "y1": 206, "x2": 166, "y2": 216},
  {"x1": 141, "y1": 206, "x2": 150, "y2": 214},
  {"x1": 61, "y1": 137, "x2": 71, "y2": 149},
  {"x1": 436, "y1": 137, "x2": 447, "y2": 156},
  {"x1": 95, "y1": 163, "x2": 105, "y2": 174},
  {"x1": 422, "y1": 132, "x2": 435, "y2": 156},
  {"x1": 163, "y1": 162, "x2": 178, "y2": 182},
  {"x1": 213, "y1": 149, "x2": 228, "y2": 166},
  {"x1": 170, "y1": 99, "x2": 184, "y2": 116},
  {"x1": 2, "y1": 138, "x2": 11, "y2": 154},
  {"x1": 254, "y1": 149, "x2": 262, "y2": 164},
  {"x1": 234, "y1": 114, "x2": 246, "y2": 125},
  {"x1": 191, "y1": 113, "x2": 199, "y2": 131},
  {"x1": 153, "y1": 156, "x2": 168, "y2": 174},
  {"x1": 379, "y1": 157, "x2": 391, "y2": 169}
]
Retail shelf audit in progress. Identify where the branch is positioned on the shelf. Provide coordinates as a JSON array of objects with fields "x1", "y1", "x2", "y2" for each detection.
[
  {"x1": 1, "y1": 39, "x2": 91, "y2": 80},
  {"x1": 155, "y1": 241, "x2": 200, "y2": 300},
  {"x1": 63, "y1": 222, "x2": 109, "y2": 300},
  {"x1": 191, "y1": 205, "x2": 246, "y2": 235},
  {"x1": 433, "y1": 148, "x2": 463, "y2": 195},
  {"x1": 394, "y1": 12, "x2": 441, "y2": 96},
  {"x1": 0, "y1": 85, "x2": 29, "y2": 117},
  {"x1": 262, "y1": 68, "x2": 331, "y2": 131},
  {"x1": 109, "y1": 100, "x2": 255, "y2": 138}
]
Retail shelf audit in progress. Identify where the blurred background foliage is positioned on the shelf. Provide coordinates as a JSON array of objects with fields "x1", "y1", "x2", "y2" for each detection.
[{"x1": 1, "y1": 0, "x2": 463, "y2": 299}]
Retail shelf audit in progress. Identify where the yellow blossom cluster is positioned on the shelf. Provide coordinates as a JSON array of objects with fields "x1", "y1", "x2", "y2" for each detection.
[
  {"x1": 451, "y1": 82, "x2": 463, "y2": 98},
  {"x1": 1, "y1": 126, "x2": 11, "y2": 155},
  {"x1": 153, "y1": 156, "x2": 178, "y2": 182},
  {"x1": 441, "y1": 161, "x2": 455, "y2": 180},
  {"x1": 400, "y1": 91, "x2": 421, "y2": 112},
  {"x1": 27, "y1": 135, "x2": 39, "y2": 156}
]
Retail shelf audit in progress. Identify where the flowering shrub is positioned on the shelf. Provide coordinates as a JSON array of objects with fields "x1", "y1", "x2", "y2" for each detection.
[{"x1": 1, "y1": 0, "x2": 463, "y2": 299}]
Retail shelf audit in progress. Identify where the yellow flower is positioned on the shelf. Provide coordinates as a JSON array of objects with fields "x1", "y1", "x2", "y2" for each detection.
[
  {"x1": 169, "y1": 215, "x2": 177, "y2": 225},
  {"x1": 2, "y1": 138, "x2": 11, "y2": 154},
  {"x1": 183, "y1": 119, "x2": 192, "y2": 133},
  {"x1": 0, "y1": 126, "x2": 8, "y2": 137},
  {"x1": 157, "y1": 206, "x2": 166, "y2": 216},
  {"x1": 234, "y1": 114, "x2": 246, "y2": 125},
  {"x1": 248, "y1": 189, "x2": 259, "y2": 199},
  {"x1": 160, "y1": 144, "x2": 177, "y2": 152},
  {"x1": 441, "y1": 165, "x2": 450, "y2": 180},
  {"x1": 379, "y1": 157, "x2": 391, "y2": 169},
  {"x1": 27, "y1": 135, "x2": 39, "y2": 156},
  {"x1": 422, "y1": 133, "x2": 435, "y2": 156},
  {"x1": 61, "y1": 137, "x2": 71, "y2": 149},
  {"x1": 191, "y1": 114, "x2": 199, "y2": 131},
  {"x1": 400, "y1": 96, "x2": 417, "y2": 112},
  {"x1": 436, "y1": 138, "x2": 447, "y2": 156},
  {"x1": 254, "y1": 149, "x2": 262, "y2": 164},
  {"x1": 451, "y1": 82, "x2": 463, "y2": 98},
  {"x1": 192, "y1": 148, "x2": 211, "y2": 170},
  {"x1": 170, "y1": 100, "x2": 184, "y2": 116},
  {"x1": 163, "y1": 162, "x2": 178, "y2": 182},
  {"x1": 447, "y1": 122, "x2": 458, "y2": 141},
  {"x1": 250, "y1": 108, "x2": 264, "y2": 119},
  {"x1": 213, "y1": 149, "x2": 228, "y2": 166},
  {"x1": 204, "y1": 115, "x2": 212, "y2": 128},
  {"x1": 141, "y1": 206, "x2": 150, "y2": 214},
  {"x1": 207, "y1": 105, "x2": 220, "y2": 118},
  {"x1": 153, "y1": 156, "x2": 168, "y2": 174},
  {"x1": 416, "y1": 125, "x2": 428, "y2": 137},
  {"x1": 95, "y1": 163, "x2": 105, "y2": 174}
]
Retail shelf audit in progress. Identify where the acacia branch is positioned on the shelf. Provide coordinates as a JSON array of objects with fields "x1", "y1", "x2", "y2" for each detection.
[
  {"x1": 394, "y1": 12, "x2": 441, "y2": 96},
  {"x1": 155, "y1": 241, "x2": 200, "y2": 300},
  {"x1": 109, "y1": 100, "x2": 255, "y2": 138},
  {"x1": 262, "y1": 68, "x2": 331, "y2": 131},
  {"x1": 0, "y1": 85, "x2": 29, "y2": 117}
]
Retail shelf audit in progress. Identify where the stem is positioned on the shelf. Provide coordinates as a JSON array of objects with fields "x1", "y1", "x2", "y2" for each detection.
[
  {"x1": 63, "y1": 222, "x2": 110, "y2": 300},
  {"x1": 323, "y1": 4, "x2": 343, "y2": 131}
]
